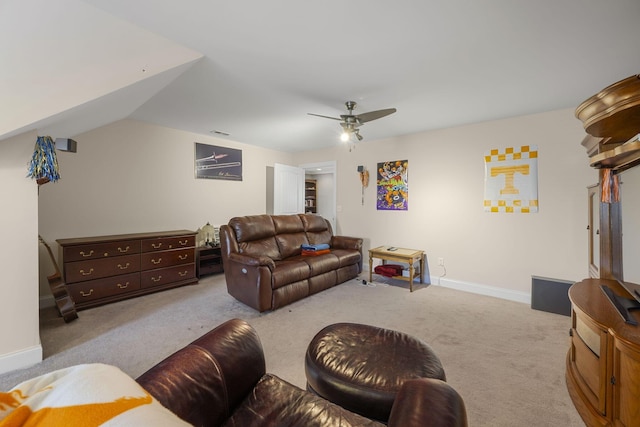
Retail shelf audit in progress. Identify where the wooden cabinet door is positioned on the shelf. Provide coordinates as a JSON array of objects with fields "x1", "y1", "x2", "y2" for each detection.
[{"x1": 612, "y1": 338, "x2": 640, "y2": 426}]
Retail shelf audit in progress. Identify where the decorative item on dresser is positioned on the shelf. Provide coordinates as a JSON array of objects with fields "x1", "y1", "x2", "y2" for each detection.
[{"x1": 57, "y1": 230, "x2": 197, "y2": 311}]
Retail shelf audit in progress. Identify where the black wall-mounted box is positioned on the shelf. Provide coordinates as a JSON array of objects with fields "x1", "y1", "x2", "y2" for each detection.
[{"x1": 531, "y1": 275, "x2": 574, "y2": 316}]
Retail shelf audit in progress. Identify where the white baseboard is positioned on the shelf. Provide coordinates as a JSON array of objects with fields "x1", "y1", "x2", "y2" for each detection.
[
  {"x1": 362, "y1": 263, "x2": 531, "y2": 304},
  {"x1": 0, "y1": 344, "x2": 43, "y2": 375},
  {"x1": 429, "y1": 275, "x2": 531, "y2": 304}
]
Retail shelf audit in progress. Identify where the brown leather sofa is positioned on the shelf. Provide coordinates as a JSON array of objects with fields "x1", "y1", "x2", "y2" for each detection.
[
  {"x1": 220, "y1": 214, "x2": 363, "y2": 312},
  {"x1": 137, "y1": 318, "x2": 468, "y2": 427}
]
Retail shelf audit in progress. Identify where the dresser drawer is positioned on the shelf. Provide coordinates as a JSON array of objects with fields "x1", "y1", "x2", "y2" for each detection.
[
  {"x1": 65, "y1": 254, "x2": 141, "y2": 283},
  {"x1": 140, "y1": 248, "x2": 194, "y2": 270},
  {"x1": 67, "y1": 273, "x2": 141, "y2": 303},
  {"x1": 141, "y1": 264, "x2": 196, "y2": 289},
  {"x1": 141, "y1": 235, "x2": 195, "y2": 252},
  {"x1": 63, "y1": 240, "x2": 140, "y2": 262}
]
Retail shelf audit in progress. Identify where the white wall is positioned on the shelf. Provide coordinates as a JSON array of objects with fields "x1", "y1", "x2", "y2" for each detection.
[
  {"x1": 0, "y1": 131, "x2": 42, "y2": 373},
  {"x1": 294, "y1": 108, "x2": 596, "y2": 299},
  {"x1": 37, "y1": 119, "x2": 294, "y2": 296}
]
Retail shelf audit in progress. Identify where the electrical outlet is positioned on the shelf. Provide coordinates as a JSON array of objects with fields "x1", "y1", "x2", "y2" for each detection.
[{"x1": 437, "y1": 257, "x2": 444, "y2": 266}]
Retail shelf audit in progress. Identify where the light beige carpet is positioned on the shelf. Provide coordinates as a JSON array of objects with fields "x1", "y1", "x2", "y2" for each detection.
[{"x1": 1, "y1": 274, "x2": 584, "y2": 426}]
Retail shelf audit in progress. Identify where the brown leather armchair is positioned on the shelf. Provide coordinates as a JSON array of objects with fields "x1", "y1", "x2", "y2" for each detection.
[{"x1": 137, "y1": 318, "x2": 467, "y2": 427}]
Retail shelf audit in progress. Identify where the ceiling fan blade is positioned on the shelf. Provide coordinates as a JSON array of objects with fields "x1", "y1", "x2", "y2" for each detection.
[
  {"x1": 308, "y1": 113, "x2": 342, "y2": 121},
  {"x1": 356, "y1": 108, "x2": 397, "y2": 124}
]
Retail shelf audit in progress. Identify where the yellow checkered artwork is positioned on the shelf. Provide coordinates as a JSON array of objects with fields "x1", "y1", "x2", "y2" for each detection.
[{"x1": 484, "y1": 145, "x2": 538, "y2": 213}]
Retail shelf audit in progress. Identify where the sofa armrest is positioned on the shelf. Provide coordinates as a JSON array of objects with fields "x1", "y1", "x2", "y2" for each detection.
[
  {"x1": 388, "y1": 378, "x2": 467, "y2": 427},
  {"x1": 137, "y1": 319, "x2": 266, "y2": 427},
  {"x1": 331, "y1": 235, "x2": 363, "y2": 251},
  {"x1": 228, "y1": 252, "x2": 276, "y2": 270}
]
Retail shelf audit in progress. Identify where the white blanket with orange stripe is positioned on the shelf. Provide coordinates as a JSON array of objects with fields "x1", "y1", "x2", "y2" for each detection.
[{"x1": 0, "y1": 364, "x2": 189, "y2": 426}]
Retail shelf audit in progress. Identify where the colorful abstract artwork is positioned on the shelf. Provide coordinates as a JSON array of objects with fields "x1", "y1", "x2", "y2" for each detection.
[
  {"x1": 195, "y1": 143, "x2": 242, "y2": 181},
  {"x1": 376, "y1": 160, "x2": 408, "y2": 210},
  {"x1": 484, "y1": 145, "x2": 538, "y2": 213}
]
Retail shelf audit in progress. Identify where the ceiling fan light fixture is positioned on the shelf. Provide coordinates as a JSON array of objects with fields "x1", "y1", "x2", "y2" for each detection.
[{"x1": 309, "y1": 101, "x2": 396, "y2": 145}]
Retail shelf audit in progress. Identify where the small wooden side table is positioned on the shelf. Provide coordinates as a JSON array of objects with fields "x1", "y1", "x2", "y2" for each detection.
[
  {"x1": 369, "y1": 246, "x2": 425, "y2": 292},
  {"x1": 196, "y1": 245, "x2": 223, "y2": 278}
]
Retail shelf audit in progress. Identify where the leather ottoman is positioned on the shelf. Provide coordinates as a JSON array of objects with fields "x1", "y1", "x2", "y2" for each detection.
[{"x1": 305, "y1": 322, "x2": 447, "y2": 423}]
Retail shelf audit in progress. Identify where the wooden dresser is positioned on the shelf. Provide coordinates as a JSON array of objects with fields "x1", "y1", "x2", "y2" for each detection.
[{"x1": 57, "y1": 230, "x2": 198, "y2": 310}]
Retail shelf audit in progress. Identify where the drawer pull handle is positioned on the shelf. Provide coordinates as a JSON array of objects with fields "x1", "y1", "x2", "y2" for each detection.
[
  {"x1": 80, "y1": 250, "x2": 94, "y2": 257},
  {"x1": 179, "y1": 240, "x2": 188, "y2": 246},
  {"x1": 178, "y1": 271, "x2": 188, "y2": 277},
  {"x1": 117, "y1": 282, "x2": 129, "y2": 289},
  {"x1": 151, "y1": 258, "x2": 162, "y2": 265},
  {"x1": 117, "y1": 263, "x2": 131, "y2": 270},
  {"x1": 178, "y1": 254, "x2": 188, "y2": 260},
  {"x1": 152, "y1": 243, "x2": 163, "y2": 249},
  {"x1": 80, "y1": 268, "x2": 94, "y2": 276},
  {"x1": 80, "y1": 289, "x2": 94, "y2": 297},
  {"x1": 151, "y1": 276, "x2": 162, "y2": 282},
  {"x1": 118, "y1": 246, "x2": 130, "y2": 253}
]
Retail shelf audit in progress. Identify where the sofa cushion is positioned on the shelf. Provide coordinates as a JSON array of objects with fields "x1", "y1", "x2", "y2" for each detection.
[
  {"x1": 300, "y1": 214, "x2": 333, "y2": 245},
  {"x1": 300, "y1": 253, "x2": 340, "y2": 275},
  {"x1": 239, "y1": 238, "x2": 282, "y2": 261},
  {"x1": 276, "y1": 233, "x2": 307, "y2": 258},
  {"x1": 0, "y1": 363, "x2": 189, "y2": 426},
  {"x1": 299, "y1": 213, "x2": 329, "y2": 232},
  {"x1": 272, "y1": 215, "x2": 308, "y2": 258},
  {"x1": 272, "y1": 214, "x2": 305, "y2": 234},
  {"x1": 272, "y1": 281, "x2": 310, "y2": 309},
  {"x1": 229, "y1": 215, "x2": 282, "y2": 260},
  {"x1": 224, "y1": 373, "x2": 383, "y2": 427},
  {"x1": 271, "y1": 260, "x2": 310, "y2": 289},
  {"x1": 331, "y1": 248, "x2": 363, "y2": 268},
  {"x1": 229, "y1": 215, "x2": 275, "y2": 242}
]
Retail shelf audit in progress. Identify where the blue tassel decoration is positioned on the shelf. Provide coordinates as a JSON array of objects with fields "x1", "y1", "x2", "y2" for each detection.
[{"x1": 27, "y1": 136, "x2": 60, "y2": 183}]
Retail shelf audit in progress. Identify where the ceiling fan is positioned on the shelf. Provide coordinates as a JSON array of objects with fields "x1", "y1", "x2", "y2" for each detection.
[{"x1": 308, "y1": 101, "x2": 397, "y2": 142}]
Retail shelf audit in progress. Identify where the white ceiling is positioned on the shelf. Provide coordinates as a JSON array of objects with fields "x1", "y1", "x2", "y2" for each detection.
[{"x1": 4, "y1": 1, "x2": 640, "y2": 152}]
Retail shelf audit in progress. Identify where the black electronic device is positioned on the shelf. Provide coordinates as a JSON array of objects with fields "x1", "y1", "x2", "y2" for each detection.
[
  {"x1": 601, "y1": 283, "x2": 640, "y2": 325},
  {"x1": 55, "y1": 138, "x2": 77, "y2": 152}
]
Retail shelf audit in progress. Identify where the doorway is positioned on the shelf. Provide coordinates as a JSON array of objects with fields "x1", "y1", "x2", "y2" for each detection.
[{"x1": 300, "y1": 161, "x2": 337, "y2": 233}]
